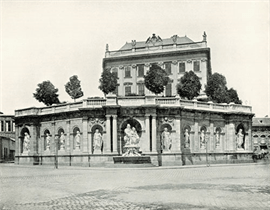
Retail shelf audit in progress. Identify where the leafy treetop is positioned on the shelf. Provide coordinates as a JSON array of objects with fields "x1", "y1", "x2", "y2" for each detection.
[
  {"x1": 65, "y1": 75, "x2": 84, "y2": 102},
  {"x1": 99, "y1": 69, "x2": 118, "y2": 95},
  {"x1": 177, "y1": 71, "x2": 201, "y2": 100},
  {"x1": 144, "y1": 64, "x2": 169, "y2": 94},
  {"x1": 33, "y1": 80, "x2": 60, "y2": 106}
]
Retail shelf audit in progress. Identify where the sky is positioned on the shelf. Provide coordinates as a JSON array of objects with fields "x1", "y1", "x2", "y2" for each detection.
[{"x1": 0, "y1": 0, "x2": 269, "y2": 117}]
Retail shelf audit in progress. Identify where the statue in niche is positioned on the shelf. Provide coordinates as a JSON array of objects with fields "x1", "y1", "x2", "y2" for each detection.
[
  {"x1": 184, "y1": 128, "x2": 190, "y2": 148},
  {"x1": 215, "y1": 129, "x2": 220, "y2": 148},
  {"x1": 130, "y1": 127, "x2": 140, "y2": 145},
  {"x1": 124, "y1": 124, "x2": 132, "y2": 146},
  {"x1": 161, "y1": 127, "x2": 172, "y2": 151},
  {"x1": 74, "y1": 131, "x2": 81, "y2": 149},
  {"x1": 59, "y1": 132, "x2": 65, "y2": 150},
  {"x1": 236, "y1": 128, "x2": 244, "y2": 150},
  {"x1": 23, "y1": 132, "x2": 30, "y2": 152},
  {"x1": 200, "y1": 129, "x2": 206, "y2": 148},
  {"x1": 93, "y1": 129, "x2": 103, "y2": 153},
  {"x1": 45, "y1": 133, "x2": 51, "y2": 150}
]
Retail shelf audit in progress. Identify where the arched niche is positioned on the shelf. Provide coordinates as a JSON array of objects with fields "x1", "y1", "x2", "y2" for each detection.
[
  {"x1": 72, "y1": 127, "x2": 80, "y2": 150},
  {"x1": 57, "y1": 128, "x2": 65, "y2": 150},
  {"x1": 236, "y1": 124, "x2": 245, "y2": 150},
  {"x1": 120, "y1": 118, "x2": 142, "y2": 152},
  {"x1": 20, "y1": 127, "x2": 30, "y2": 153},
  {"x1": 44, "y1": 129, "x2": 50, "y2": 150},
  {"x1": 91, "y1": 124, "x2": 104, "y2": 154}
]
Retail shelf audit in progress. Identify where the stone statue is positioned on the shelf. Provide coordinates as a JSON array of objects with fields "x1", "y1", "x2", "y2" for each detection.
[
  {"x1": 75, "y1": 131, "x2": 81, "y2": 149},
  {"x1": 93, "y1": 129, "x2": 103, "y2": 153},
  {"x1": 184, "y1": 129, "x2": 190, "y2": 148},
  {"x1": 236, "y1": 129, "x2": 244, "y2": 150},
  {"x1": 23, "y1": 132, "x2": 30, "y2": 152},
  {"x1": 124, "y1": 124, "x2": 132, "y2": 146},
  {"x1": 130, "y1": 127, "x2": 140, "y2": 145},
  {"x1": 161, "y1": 127, "x2": 172, "y2": 151},
  {"x1": 200, "y1": 129, "x2": 206, "y2": 148},
  {"x1": 215, "y1": 130, "x2": 220, "y2": 148},
  {"x1": 45, "y1": 133, "x2": 51, "y2": 150},
  {"x1": 59, "y1": 132, "x2": 65, "y2": 150}
]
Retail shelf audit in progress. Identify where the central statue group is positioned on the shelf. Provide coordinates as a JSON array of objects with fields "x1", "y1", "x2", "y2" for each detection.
[{"x1": 122, "y1": 124, "x2": 141, "y2": 156}]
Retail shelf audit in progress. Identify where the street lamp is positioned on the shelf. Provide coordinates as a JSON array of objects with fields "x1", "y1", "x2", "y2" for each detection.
[
  {"x1": 54, "y1": 136, "x2": 58, "y2": 169},
  {"x1": 205, "y1": 134, "x2": 210, "y2": 167}
]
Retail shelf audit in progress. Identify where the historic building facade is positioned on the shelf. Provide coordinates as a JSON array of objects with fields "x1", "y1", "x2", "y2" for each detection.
[
  {"x1": 14, "y1": 96, "x2": 254, "y2": 166},
  {"x1": 103, "y1": 33, "x2": 211, "y2": 97},
  {"x1": 0, "y1": 113, "x2": 15, "y2": 161},
  {"x1": 14, "y1": 33, "x2": 254, "y2": 166},
  {"x1": 252, "y1": 117, "x2": 270, "y2": 150}
]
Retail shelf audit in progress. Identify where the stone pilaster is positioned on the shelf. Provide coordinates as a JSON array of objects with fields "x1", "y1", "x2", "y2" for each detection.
[
  {"x1": 173, "y1": 116, "x2": 181, "y2": 153},
  {"x1": 151, "y1": 115, "x2": 157, "y2": 153},
  {"x1": 228, "y1": 122, "x2": 236, "y2": 152},
  {"x1": 132, "y1": 64, "x2": 137, "y2": 94},
  {"x1": 248, "y1": 121, "x2": 252, "y2": 151},
  {"x1": 172, "y1": 60, "x2": 178, "y2": 96},
  {"x1": 145, "y1": 115, "x2": 150, "y2": 152},
  {"x1": 82, "y1": 117, "x2": 88, "y2": 153},
  {"x1": 112, "y1": 115, "x2": 118, "y2": 153},
  {"x1": 51, "y1": 122, "x2": 56, "y2": 154},
  {"x1": 118, "y1": 66, "x2": 124, "y2": 96},
  {"x1": 15, "y1": 125, "x2": 20, "y2": 156},
  {"x1": 105, "y1": 115, "x2": 111, "y2": 154}
]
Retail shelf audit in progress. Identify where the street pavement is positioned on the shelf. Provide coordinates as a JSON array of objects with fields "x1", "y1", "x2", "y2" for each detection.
[{"x1": 0, "y1": 162, "x2": 269, "y2": 210}]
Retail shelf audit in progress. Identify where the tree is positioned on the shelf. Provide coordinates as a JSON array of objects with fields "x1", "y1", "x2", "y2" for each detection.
[
  {"x1": 176, "y1": 71, "x2": 201, "y2": 100},
  {"x1": 205, "y1": 73, "x2": 242, "y2": 104},
  {"x1": 227, "y1": 88, "x2": 242, "y2": 104},
  {"x1": 65, "y1": 75, "x2": 84, "y2": 102},
  {"x1": 33, "y1": 81, "x2": 60, "y2": 106},
  {"x1": 99, "y1": 69, "x2": 118, "y2": 95},
  {"x1": 144, "y1": 64, "x2": 169, "y2": 94}
]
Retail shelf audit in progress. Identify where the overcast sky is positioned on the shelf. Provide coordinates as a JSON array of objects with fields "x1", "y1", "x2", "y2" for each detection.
[{"x1": 0, "y1": 0, "x2": 269, "y2": 117}]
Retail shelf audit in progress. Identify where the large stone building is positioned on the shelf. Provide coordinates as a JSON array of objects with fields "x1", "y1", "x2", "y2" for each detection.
[
  {"x1": 252, "y1": 117, "x2": 270, "y2": 150},
  {"x1": 0, "y1": 113, "x2": 15, "y2": 162},
  {"x1": 104, "y1": 33, "x2": 211, "y2": 97},
  {"x1": 14, "y1": 33, "x2": 254, "y2": 166}
]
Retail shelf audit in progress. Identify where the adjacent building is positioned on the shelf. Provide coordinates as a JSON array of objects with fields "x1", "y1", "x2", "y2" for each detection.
[
  {"x1": 103, "y1": 33, "x2": 211, "y2": 97},
  {"x1": 252, "y1": 117, "x2": 270, "y2": 151},
  {"x1": 0, "y1": 113, "x2": 15, "y2": 162}
]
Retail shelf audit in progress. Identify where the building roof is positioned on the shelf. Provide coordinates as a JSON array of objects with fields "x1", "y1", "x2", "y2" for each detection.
[
  {"x1": 119, "y1": 34, "x2": 195, "y2": 51},
  {"x1": 253, "y1": 117, "x2": 270, "y2": 126}
]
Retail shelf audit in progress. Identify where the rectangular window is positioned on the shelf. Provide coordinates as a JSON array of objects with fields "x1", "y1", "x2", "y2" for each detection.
[
  {"x1": 112, "y1": 68, "x2": 118, "y2": 78},
  {"x1": 137, "y1": 64, "x2": 144, "y2": 77},
  {"x1": 0, "y1": 121, "x2": 3, "y2": 132},
  {"x1": 179, "y1": 62, "x2": 185, "y2": 73},
  {"x1": 138, "y1": 83, "x2": 145, "y2": 95},
  {"x1": 193, "y1": 61, "x2": 200, "y2": 72},
  {"x1": 125, "y1": 66, "x2": 131, "y2": 78},
  {"x1": 125, "y1": 86, "x2": 131, "y2": 96},
  {"x1": 165, "y1": 83, "x2": 172, "y2": 97},
  {"x1": 164, "y1": 62, "x2": 172, "y2": 74},
  {"x1": 112, "y1": 85, "x2": 118, "y2": 95},
  {"x1": 6, "y1": 121, "x2": 11, "y2": 132}
]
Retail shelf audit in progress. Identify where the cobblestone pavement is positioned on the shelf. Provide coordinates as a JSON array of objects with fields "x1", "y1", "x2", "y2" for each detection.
[{"x1": 0, "y1": 163, "x2": 269, "y2": 210}]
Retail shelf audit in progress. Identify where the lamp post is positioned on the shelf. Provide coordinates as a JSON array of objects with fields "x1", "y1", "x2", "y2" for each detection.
[
  {"x1": 54, "y1": 136, "x2": 58, "y2": 169},
  {"x1": 205, "y1": 134, "x2": 210, "y2": 167}
]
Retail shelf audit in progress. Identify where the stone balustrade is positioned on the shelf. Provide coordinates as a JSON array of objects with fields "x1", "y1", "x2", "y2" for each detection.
[
  {"x1": 105, "y1": 41, "x2": 207, "y2": 58},
  {"x1": 15, "y1": 96, "x2": 252, "y2": 117}
]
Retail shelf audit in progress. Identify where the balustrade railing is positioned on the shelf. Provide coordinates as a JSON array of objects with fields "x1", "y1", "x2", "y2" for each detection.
[{"x1": 15, "y1": 96, "x2": 252, "y2": 117}]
